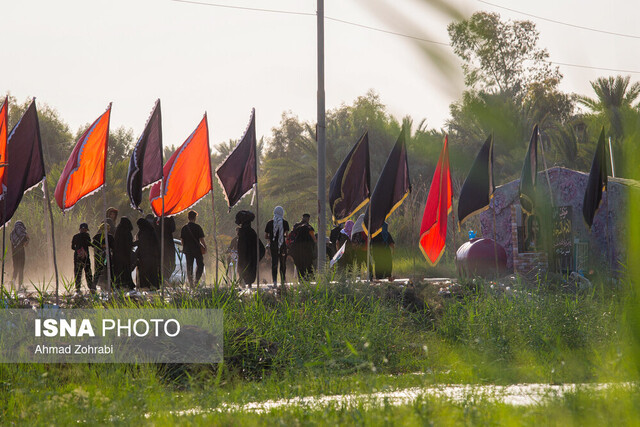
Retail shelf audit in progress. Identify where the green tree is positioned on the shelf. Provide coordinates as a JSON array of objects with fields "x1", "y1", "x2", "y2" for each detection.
[
  {"x1": 447, "y1": 11, "x2": 561, "y2": 100},
  {"x1": 578, "y1": 75, "x2": 640, "y2": 140}
]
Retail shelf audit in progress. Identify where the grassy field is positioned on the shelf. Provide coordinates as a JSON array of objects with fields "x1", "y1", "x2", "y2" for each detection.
[{"x1": 0, "y1": 269, "x2": 637, "y2": 424}]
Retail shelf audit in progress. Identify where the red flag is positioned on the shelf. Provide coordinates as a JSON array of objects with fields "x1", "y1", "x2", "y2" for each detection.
[
  {"x1": 54, "y1": 104, "x2": 111, "y2": 212},
  {"x1": 149, "y1": 114, "x2": 212, "y2": 216},
  {"x1": 419, "y1": 136, "x2": 452, "y2": 266},
  {"x1": 0, "y1": 97, "x2": 7, "y2": 197}
]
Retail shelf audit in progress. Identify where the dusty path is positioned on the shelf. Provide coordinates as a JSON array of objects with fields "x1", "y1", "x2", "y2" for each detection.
[{"x1": 145, "y1": 382, "x2": 631, "y2": 417}]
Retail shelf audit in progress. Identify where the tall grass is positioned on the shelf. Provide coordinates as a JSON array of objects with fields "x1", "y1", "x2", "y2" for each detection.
[{"x1": 0, "y1": 274, "x2": 633, "y2": 423}]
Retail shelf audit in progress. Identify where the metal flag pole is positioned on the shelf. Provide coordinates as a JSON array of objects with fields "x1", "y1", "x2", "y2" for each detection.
[
  {"x1": 366, "y1": 207, "x2": 372, "y2": 282},
  {"x1": 43, "y1": 179, "x2": 60, "y2": 305},
  {"x1": 255, "y1": 183, "x2": 260, "y2": 288},
  {"x1": 316, "y1": 0, "x2": 327, "y2": 276},
  {"x1": 205, "y1": 113, "x2": 219, "y2": 287},
  {"x1": 411, "y1": 197, "x2": 416, "y2": 282},
  {"x1": 103, "y1": 103, "x2": 112, "y2": 295},
  {"x1": 1, "y1": 163, "x2": 6, "y2": 291},
  {"x1": 607, "y1": 137, "x2": 614, "y2": 274},
  {"x1": 608, "y1": 137, "x2": 616, "y2": 178},
  {"x1": 160, "y1": 179, "x2": 165, "y2": 297}
]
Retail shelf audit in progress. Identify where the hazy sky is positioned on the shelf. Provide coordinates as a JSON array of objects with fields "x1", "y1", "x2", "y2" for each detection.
[{"x1": 2, "y1": 0, "x2": 639, "y2": 152}]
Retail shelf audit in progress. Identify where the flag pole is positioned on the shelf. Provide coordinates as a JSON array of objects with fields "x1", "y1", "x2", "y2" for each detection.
[
  {"x1": 160, "y1": 179, "x2": 165, "y2": 297},
  {"x1": 205, "y1": 113, "x2": 219, "y2": 286},
  {"x1": 43, "y1": 179, "x2": 60, "y2": 305},
  {"x1": 608, "y1": 137, "x2": 616, "y2": 178},
  {"x1": 607, "y1": 136, "x2": 614, "y2": 274},
  {"x1": 103, "y1": 103, "x2": 112, "y2": 295},
  {"x1": 1, "y1": 183, "x2": 6, "y2": 291},
  {"x1": 411, "y1": 196, "x2": 416, "y2": 282},
  {"x1": 366, "y1": 207, "x2": 371, "y2": 282},
  {"x1": 255, "y1": 183, "x2": 260, "y2": 288}
]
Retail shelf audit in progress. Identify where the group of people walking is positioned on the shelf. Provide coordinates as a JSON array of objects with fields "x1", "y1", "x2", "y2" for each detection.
[
  {"x1": 230, "y1": 208, "x2": 317, "y2": 287},
  {"x1": 7, "y1": 205, "x2": 396, "y2": 292},
  {"x1": 69, "y1": 207, "x2": 206, "y2": 294},
  {"x1": 230, "y1": 207, "x2": 395, "y2": 287}
]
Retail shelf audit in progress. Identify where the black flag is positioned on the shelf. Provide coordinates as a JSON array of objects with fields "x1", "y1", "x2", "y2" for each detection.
[
  {"x1": 127, "y1": 99, "x2": 163, "y2": 211},
  {"x1": 519, "y1": 125, "x2": 539, "y2": 215},
  {"x1": 363, "y1": 129, "x2": 411, "y2": 238},
  {"x1": 216, "y1": 108, "x2": 257, "y2": 209},
  {"x1": 457, "y1": 134, "x2": 494, "y2": 228},
  {"x1": 583, "y1": 127, "x2": 608, "y2": 230},
  {"x1": 329, "y1": 131, "x2": 371, "y2": 224},
  {"x1": 0, "y1": 99, "x2": 46, "y2": 225}
]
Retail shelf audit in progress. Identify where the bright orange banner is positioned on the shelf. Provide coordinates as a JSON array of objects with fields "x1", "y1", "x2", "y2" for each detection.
[
  {"x1": 149, "y1": 115, "x2": 212, "y2": 216},
  {"x1": 54, "y1": 104, "x2": 111, "y2": 211},
  {"x1": 419, "y1": 136, "x2": 452, "y2": 266},
  {"x1": 0, "y1": 97, "x2": 7, "y2": 197}
]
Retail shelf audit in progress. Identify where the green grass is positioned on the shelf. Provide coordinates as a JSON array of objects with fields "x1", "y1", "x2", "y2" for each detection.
[{"x1": 0, "y1": 273, "x2": 635, "y2": 424}]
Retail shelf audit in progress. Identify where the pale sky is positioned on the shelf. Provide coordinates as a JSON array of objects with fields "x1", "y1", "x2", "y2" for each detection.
[{"x1": 2, "y1": 0, "x2": 639, "y2": 152}]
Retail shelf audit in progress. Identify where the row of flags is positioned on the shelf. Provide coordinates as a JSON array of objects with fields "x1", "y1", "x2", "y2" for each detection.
[
  {"x1": 328, "y1": 122, "x2": 612, "y2": 267},
  {"x1": 0, "y1": 98, "x2": 258, "y2": 228},
  {"x1": 0, "y1": 96, "x2": 612, "y2": 267}
]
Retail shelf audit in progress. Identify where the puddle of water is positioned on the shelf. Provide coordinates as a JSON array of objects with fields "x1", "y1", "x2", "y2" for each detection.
[{"x1": 144, "y1": 382, "x2": 632, "y2": 418}]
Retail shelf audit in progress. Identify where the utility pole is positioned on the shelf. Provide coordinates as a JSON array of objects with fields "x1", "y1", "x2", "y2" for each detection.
[{"x1": 317, "y1": 0, "x2": 326, "y2": 274}]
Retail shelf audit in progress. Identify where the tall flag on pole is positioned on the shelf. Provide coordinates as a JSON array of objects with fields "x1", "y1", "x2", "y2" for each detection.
[
  {"x1": 0, "y1": 99, "x2": 46, "y2": 224},
  {"x1": 457, "y1": 134, "x2": 494, "y2": 228},
  {"x1": 127, "y1": 99, "x2": 163, "y2": 211},
  {"x1": 54, "y1": 104, "x2": 111, "y2": 212},
  {"x1": 363, "y1": 129, "x2": 411, "y2": 238},
  {"x1": 419, "y1": 136, "x2": 452, "y2": 266},
  {"x1": 0, "y1": 97, "x2": 8, "y2": 197},
  {"x1": 215, "y1": 108, "x2": 257, "y2": 209},
  {"x1": 519, "y1": 124, "x2": 539, "y2": 215},
  {"x1": 329, "y1": 131, "x2": 370, "y2": 224},
  {"x1": 583, "y1": 127, "x2": 608, "y2": 230},
  {"x1": 150, "y1": 114, "x2": 212, "y2": 216}
]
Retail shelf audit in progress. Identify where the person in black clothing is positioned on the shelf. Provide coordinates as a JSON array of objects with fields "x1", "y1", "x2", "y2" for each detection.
[
  {"x1": 291, "y1": 213, "x2": 316, "y2": 280},
  {"x1": 113, "y1": 217, "x2": 135, "y2": 290},
  {"x1": 92, "y1": 223, "x2": 114, "y2": 290},
  {"x1": 235, "y1": 210, "x2": 264, "y2": 287},
  {"x1": 264, "y1": 206, "x2": 289, "y2": 286},
  {"x1": 180, "y1": 210, "x2": 206, "y2": 286},
  {"x1": 71, "y1": 223, "x2": 92, "y2": 293},
  {"x1": 10, "y1": 221, "x2": 29, "y2": 287},
  {"x1": 136, "y1": 218, "x2": 161, "y2": 290},
  {"x1": 371, "y1": 222, "x2": 395, "y2": 280}
]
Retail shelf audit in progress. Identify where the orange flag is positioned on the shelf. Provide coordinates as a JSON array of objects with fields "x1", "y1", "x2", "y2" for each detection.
[
  {"x1": 55, "y1": 104, "x2": 111, "y2": 211},
  {"x1": 0, "y1": 97, "x2": 7, "y2": 197},
  {"x1": 419, "y1": 136, "x2": 452, "y2": 266},
  {"x1": 149, "y1": 114, "x2": 212, "y2": 216}
]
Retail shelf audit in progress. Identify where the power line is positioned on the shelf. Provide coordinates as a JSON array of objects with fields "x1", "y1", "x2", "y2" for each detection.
[
  {"x1": 549, "y1": 61, "x2": 640, "y2": 75},
  {"x1": 170, "y1": 0, "x2": 314, "y2": 16},
  {"x1": 170, "y1": 0, "x2": 640, "y2": 74},
  {"x1": 478, "y1": 0, "x2": 640, "y2": 40},
  {"x1": 170, "y1": 0, "x2": 449, "y2": 45},
  {"x1": 325, "y1": 16, "x2": 449, "y2": 46}
]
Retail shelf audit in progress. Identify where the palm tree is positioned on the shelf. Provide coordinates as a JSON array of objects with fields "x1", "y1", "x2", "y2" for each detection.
[{"x1": 578, "y1": 75, "x2": 640, "y2": 139}]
